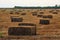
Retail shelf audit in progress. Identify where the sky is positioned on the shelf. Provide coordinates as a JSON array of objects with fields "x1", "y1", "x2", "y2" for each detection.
[{"x1": 0, "y1": 0, "x2": 60, "y2": 8}]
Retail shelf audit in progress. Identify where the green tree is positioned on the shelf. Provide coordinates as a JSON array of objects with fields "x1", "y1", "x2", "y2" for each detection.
[{"x1": 55, "y1": 5, "x2": 58, "y2": 7}]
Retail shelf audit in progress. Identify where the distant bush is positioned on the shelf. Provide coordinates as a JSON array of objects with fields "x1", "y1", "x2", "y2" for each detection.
[{"x1": 0, "y1": 32, "x2": 3, "y2": 38}]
